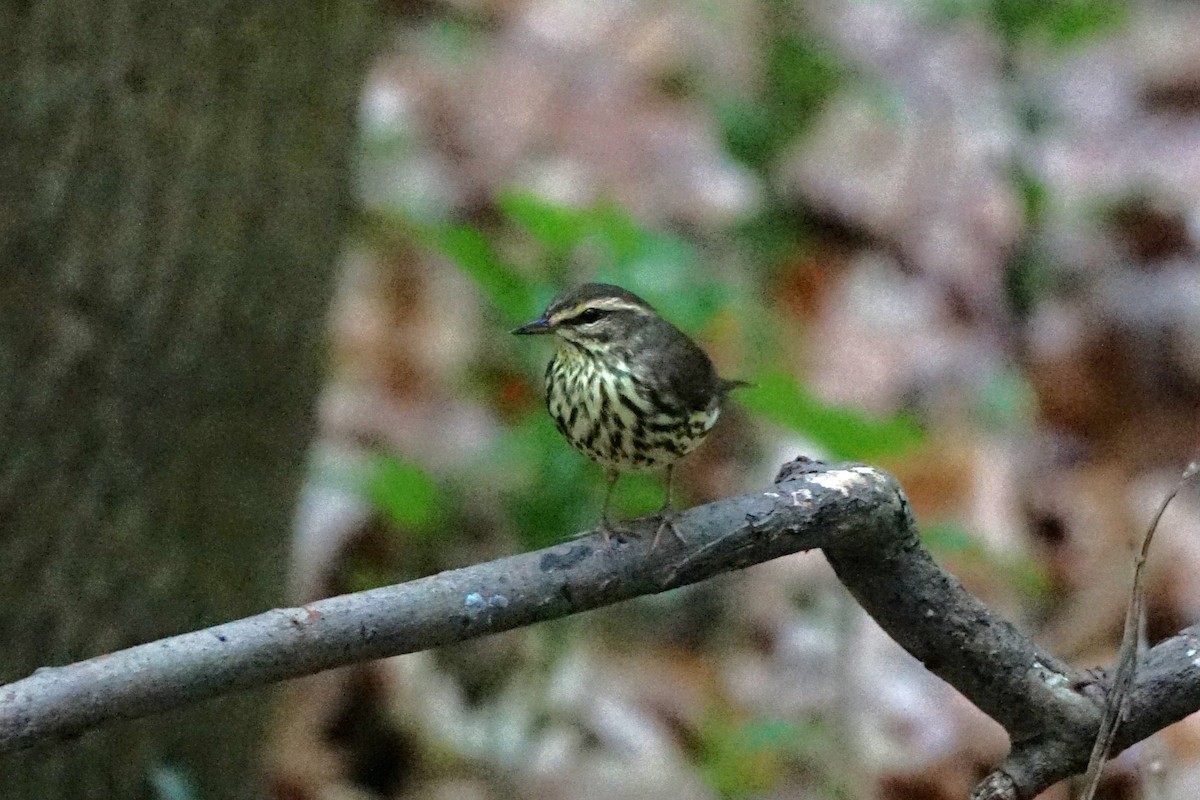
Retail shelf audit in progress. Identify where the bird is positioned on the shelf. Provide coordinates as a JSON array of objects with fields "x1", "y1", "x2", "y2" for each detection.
[{"x1": 512, "y1": 283, "x2": 746, "y2": 546}]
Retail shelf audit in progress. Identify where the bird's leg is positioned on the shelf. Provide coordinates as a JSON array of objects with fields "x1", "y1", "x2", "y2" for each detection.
[
  {"x1": 600, "y1": 468, "x2": 621, "y2": 544},
  {"x1": 652, "y1": 464, "x2": 687, "y2": 549}
]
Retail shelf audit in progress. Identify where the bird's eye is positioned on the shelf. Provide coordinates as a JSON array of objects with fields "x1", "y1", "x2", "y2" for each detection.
[{"x1": 575, "y1": 308, "x2": 605, "y2": 325}]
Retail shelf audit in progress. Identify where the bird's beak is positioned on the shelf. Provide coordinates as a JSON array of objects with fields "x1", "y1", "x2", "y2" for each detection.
[{"x1": 511, "y1": 316, "x2": 553, "y2": 335}]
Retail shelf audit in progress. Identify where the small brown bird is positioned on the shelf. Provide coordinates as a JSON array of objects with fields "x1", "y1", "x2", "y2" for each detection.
[{"x1": 513, "y1": 283, "x2": 745, "y2": 545}]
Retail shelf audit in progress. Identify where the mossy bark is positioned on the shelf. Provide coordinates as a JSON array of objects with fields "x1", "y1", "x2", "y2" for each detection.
[{"x1": 0, "y1": 2, "x2": 378, "y2": 797}]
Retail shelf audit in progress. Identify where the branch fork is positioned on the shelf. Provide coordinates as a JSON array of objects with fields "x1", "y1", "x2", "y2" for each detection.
[{"x1": 3, "y1": 461, "x2": 1198, "y2": 799}]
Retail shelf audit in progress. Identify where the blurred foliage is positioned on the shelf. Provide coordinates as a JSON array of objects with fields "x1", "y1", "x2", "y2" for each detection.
[
  {"x1": 416, "y1": 191, "x2": 927, "y2": 547},
  {"x1": 487, "y1": 413, "x2": 601, "y2": 549},
  {"x1": 922, "y1": 522, "x2": 1051, "y2": 600},
  {"x1": 977, "y1": 367, "x2": 1037, "y2": 430},
  {"x1": 1011, "y1": 162, "x2": 1050, "y2": 228},
  {"x1": 1004, "y1": 244, "x2": 1046, "y2": 319},
  {"x1": 932, "y1": 0, "x2": 1128, "y2": 49},
  {"x1": 698, "y1": 710, "x2": 846, "y2": 799},
  {"x1": 321, "y1": 2, "x2": 1152, "y2": 796},
  {"x1": 348, "y1": 0, "x2": 1128, "y2": 567},
  {"x1": 422, "y1": 195, "x2": 740, "y2": 548},
  {"x1": 355, "y1": 2, "x2": 924, "y2": 551},
  {"x1": 424, "y1": 191, "x2": 732, "y2": 331},
  {"x1": 743, "y1": 369, "x2": 924, "y2": 460},
  {"x1": 429, "y1": 224, "x2": 540, "y2": 323},
  {"x1": 716, "y1": 2, "x2": 855, "y2": 266},
  {"x1": 717, "y1": 1, "x2": 852, "y2": 173},
  {"x1": 363, "y1": 453, "x2": 445, "y2": 538}
]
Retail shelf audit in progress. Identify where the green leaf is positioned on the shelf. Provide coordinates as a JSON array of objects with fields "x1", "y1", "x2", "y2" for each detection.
[
  {"x1": 718, "y1": 98, "x2": 776, "y2": 172},
  {"x1": 920, "y1": 521, "x2": 978, "y2": 555},
  {"x1": 933, "y1": 0, "x2": 1127, "y2": 50},
  {"x1": 978, "y1": 367, "x2": 1035, "y2": 429},
  {"x1": 363, "y1": 455, "x2": 443, "y2": 536},
  {"x1": 718, "y1": 23, "x2": 851, "y2": 171},
  {"x1": 996, "y1": 0, "x2": 1127, "y2": 48},
  {"x1": 621, "y1": 232, "x2": 696, "y2": 284},
  {"x1": 1011, "y1": 161, "x2": 1049, "y2": 225},
  {"x1": 497, "y1": 190, "x2": 588, "y2": 255},
  {"x1": 740, "y1": 370, "x2": 923, "y2": 460},
  {"x1": 1004, "y1": 243, "x2": 1055, "y2": 318},
  {"x1": 585, "y1": 203, "x2": 646, "y2": 265},
  {"x1": 733, "y1": 209, "x2": 808, "y2": 262},
  {"x1": 921, "y1": 522, "x2": 1051, "y2": 600},
  {"x1": 610, "y1": 470, "x2": 668, "y2": 518},
  {"x1": 423, "y1": 197, "x2": 730, "y2": 334},
  {"x1": 697, "y1": 711, "x2": 836, "y2": 799},
  {"x1": 490, "y1": 413, "x2": 600, "y2": 548},
  {"x1": 422, "y1": 223, "x2": 539, "y2": 321},
  {"x1": 1045, "y1": 0, "x2": 1126, "y2": 47}
]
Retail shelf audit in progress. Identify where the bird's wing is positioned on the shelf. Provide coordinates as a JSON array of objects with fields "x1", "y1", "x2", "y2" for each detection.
[{"x1": 636, "y1": 319, "x2": 722, "y2": 412}]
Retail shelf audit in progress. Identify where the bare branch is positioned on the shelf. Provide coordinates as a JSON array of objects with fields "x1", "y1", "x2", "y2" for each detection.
[
  {"x1": 1, "y1": 462, "x2": 890, "y2": 753},
  {"x1": 977, "y1": 621, "x2": 1200, "y2": 799},
  {"x1": 3, "y1": 459, "x2": 1200, "y2": 800}
]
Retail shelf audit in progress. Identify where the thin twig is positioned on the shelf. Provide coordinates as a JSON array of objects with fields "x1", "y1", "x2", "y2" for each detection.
[{"x1": 1078, "y1": 462, "x2": 1200, "y2": 800}]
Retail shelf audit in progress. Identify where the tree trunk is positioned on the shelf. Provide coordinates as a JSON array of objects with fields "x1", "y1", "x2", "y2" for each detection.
[{"x1": 0, "y1": 2, "x2": 378, "y2": 797}]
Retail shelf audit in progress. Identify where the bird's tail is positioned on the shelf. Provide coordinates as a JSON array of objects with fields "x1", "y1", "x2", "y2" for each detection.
[{"x1": 719, "y1": 378, "x2": 751, "y2": 396}]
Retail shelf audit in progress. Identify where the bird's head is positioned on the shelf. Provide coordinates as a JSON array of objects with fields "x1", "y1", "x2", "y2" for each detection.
[{"x1": 512, "y1": 283, "x2": 655, "y2": 351}]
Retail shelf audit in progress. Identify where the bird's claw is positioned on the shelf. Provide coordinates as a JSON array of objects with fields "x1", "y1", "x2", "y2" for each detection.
[
  {"x1": 651, "y1": 509, "x2": 687, "y2": 550},
  {"x1": 599, "y1": 517, "x2": 629, "y2": 545}
]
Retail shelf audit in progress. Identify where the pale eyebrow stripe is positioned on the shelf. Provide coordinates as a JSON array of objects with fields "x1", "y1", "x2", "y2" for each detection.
[{"x1": 552, "y1": 297, "x2": 650, "y2": 323}]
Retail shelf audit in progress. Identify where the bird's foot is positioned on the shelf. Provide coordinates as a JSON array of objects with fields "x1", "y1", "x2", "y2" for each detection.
[
  {"x1": 651, "y1": 508, "x2": 687, "y2": 550},
  {"x1": 599, "y1": 517, "x2": 629, "y2": 545}
]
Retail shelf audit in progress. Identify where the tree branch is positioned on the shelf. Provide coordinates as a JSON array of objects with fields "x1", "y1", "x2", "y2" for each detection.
[
  {"x1": 2, "y1": 460, "x2": 1200, "y2": 800},
  {"x1": 0, "y1": 462, "x2": 891, "y2": 753}
]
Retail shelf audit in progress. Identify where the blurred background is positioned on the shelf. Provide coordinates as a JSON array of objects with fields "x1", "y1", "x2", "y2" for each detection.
[
  {"x1": 274, "y1": 1, "x2": 1200, "y2": 799},
  {"x1": 6, "y1": 0, "x2": 1200, "y2": 799}
]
